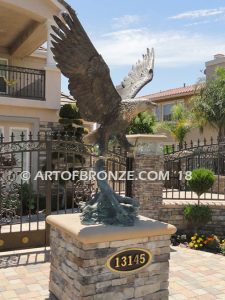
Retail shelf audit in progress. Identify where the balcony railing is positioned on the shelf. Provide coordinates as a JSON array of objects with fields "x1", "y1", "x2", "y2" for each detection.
[{"x1": 0, "y1": 64, "x2": 45, "y2": 100}]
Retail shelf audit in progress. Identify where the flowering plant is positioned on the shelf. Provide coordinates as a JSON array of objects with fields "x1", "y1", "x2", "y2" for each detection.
[
  {"x1": 189, "y1": 233, "x2": 222, "y2": 252},
  {"x1": 188, "y1": 233, "x2": 206, "y2": 249},
  {"x1": 204, "y1": 235, "x2": 220, "y2": 251}
]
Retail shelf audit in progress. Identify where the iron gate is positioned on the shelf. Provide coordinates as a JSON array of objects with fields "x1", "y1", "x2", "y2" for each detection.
[
  {"x1": 164, "y1": 137, "x2": 225, "y2": 201},
  {"x1": 0, "y1": 132, "x2": 132, "y2": 251}
]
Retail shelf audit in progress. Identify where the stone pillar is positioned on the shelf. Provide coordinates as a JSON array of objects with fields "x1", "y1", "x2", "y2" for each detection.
[
  {"x1": 47, "y1": 214, "x2": 176, "y2": 300},
  {"x1": 132, "y1": 154, "x2": 164, "y2": 219},
  {"x1": 127, "y1": 134, "x2": 167, "y2": 220}
]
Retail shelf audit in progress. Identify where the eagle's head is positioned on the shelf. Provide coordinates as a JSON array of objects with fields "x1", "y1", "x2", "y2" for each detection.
[{"x1": 120, "y1": 99, "x2": 156, "y2": 122}]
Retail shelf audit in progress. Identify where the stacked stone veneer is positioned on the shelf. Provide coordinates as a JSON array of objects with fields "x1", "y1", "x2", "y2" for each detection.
[
  {"x1": 47, "y1": 215, "x2": 175, "y2": 300},
  {"x1": 131, "y1": 150, "x2": 225, "y2": 236},
  {"x1": 132, "y1": 154, "x2": 164, "y2": 220},
  {"x1": 159, "y1": 203, "x2": 225, "y2": 236}
]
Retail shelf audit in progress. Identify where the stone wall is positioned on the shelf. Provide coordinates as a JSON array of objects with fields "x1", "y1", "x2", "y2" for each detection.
[
  {"x1": 49, "y1": 226, "x2": 172, "y2": 300},
  {"x1": 132, "y1": 154, "x2": 164, "y2": 220},
  {"x1": 159, "y1": 203, "x2": 225, "y2": 236}
]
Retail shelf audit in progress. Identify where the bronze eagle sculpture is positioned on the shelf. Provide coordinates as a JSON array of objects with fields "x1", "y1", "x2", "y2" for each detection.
[
  {"x1": 51, "y1": 0, "x2": 155, "y2": 226},
  {"x1": 52, "y1": 0, "x2": 155, "y2": 155}
]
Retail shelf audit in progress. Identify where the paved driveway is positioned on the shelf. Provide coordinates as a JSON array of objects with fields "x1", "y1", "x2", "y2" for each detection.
[
  {"x1": 0, "y1": 246, "x2": 225, "y2": 299},
  {"x1": 170, "y1": 247, "x2": 225, "y2": 300}
]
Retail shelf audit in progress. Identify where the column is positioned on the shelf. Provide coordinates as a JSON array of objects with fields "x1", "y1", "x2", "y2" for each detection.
[
  {"x1": 127, "y1": 134, "x2": 167, "y2": 220},
  {"x1": 46, "y1": 19, "x2": 56, "y2": 67},
  {"x1": 47, "y1": 213, "x2": 176, "y2": 300}
]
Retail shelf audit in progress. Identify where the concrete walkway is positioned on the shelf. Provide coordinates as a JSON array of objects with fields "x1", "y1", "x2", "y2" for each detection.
[{"x1": 0, "y1": 246, "x2": 225, "y2": 299}]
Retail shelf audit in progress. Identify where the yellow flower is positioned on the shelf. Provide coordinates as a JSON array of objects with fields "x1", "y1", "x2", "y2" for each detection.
[
  {"x1": 191, "y1": 236, "x2": 196, "y2": 241},
  {"x1": 194, "y1": 244, "x2": 198, "y2": 248},
  {"x1": 200, "y1": 244, "x2": 203, "y2": 247},
  {"x1": 189, "y1": 242, "x2": 194, "y2": 248}
]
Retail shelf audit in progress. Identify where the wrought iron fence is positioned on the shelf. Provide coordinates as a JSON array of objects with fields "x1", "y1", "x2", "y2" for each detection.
[
  {"x1": 0, "y1": 132, "x2": 131, "y2": 251},
  {"x1": 164, "y1": 137, "x2": 225, "y2": 201},
  {"x1": 0, "y1": 64, "x2": 45, "y2": 100}
]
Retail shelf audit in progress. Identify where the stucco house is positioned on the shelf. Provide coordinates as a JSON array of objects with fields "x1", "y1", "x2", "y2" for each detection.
[
  {"x1": 140, "y1": 54, "x2": 225, "y2": 144},
  {"x1": 0, "y1": 0, "x2": 65, "y2": 141}
]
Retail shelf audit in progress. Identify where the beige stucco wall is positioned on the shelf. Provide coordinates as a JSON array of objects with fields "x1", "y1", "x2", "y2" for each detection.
[
  {"x1": 154, "y1": 94, "x2": 219, "y2": 145},
  {"x1": 0, "y1": 53, "x2": 61, "y2": 129},
  {"x1": 0, "y1": 52, "x2": 61, "y2": 109},
  {"x1": 0, "y1": 52, "x2": 46, "y2": 69},
  {"x1": 185, "y1": 124, "x2": 218, "y2": 145},
  {"x1": 0, "y1": 105, "x2": 58, "y2": 123},
  {"x1": 0, "y1": 0, "x2": 62, "y2": 135},
  {"x1": 205, "y1": 55, "x2": 225, "y2": 80},
  {"x1": 0, "y1": 120, "x2": 34, "y2": 141},
  {"x1": 0, "y1": 104, "x2": 58, "y2": 140},
  {"x1": 1, "y1": 0, "x2": 63, "y2": 22},
  {"x1": 205, "y1": 62, "x2": 225, "y2": 80}
]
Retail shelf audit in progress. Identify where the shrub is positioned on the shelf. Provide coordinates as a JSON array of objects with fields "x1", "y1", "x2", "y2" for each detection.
[
  {"x1": 127, "y1": 111, "x2": 156, "y2": 134},
  {"x1": 59, "y1": 103, "x2": 80, "y2": 119},
  {"x1": 59, "y1": 103, "x2": 88, "y2": 142},
  {"x1": 220, "y1": 239, "x2": 225, "y2": 256},
  {"x1": 188, "y1": 168, "x2": 215, "y2": 204},
  {"x1": 18, "y1": 183, "x2": 36, "y2": 214},
  {"x1": 205, "y1": 235, "x2": 220, "y2": 251},
  {"x1": 184, "y1": 205, "x2": 212, "y2": 232}
]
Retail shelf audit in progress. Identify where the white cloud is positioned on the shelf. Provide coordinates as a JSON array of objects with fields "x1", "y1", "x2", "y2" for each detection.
[
  {"x1": 94, "y1": 28, "x2": 225, "y2": 68},
  {"x1": 184, "y1": 20, "x2": 211, "y2": 27},
  {"x1": 112, "y1": 15, "x2": 140, "y2": 29},
  {"x1": 169, "y1": 7, "x2": 225, "y2": 20}
]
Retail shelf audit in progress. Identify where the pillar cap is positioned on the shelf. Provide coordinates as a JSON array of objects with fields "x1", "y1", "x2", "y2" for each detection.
[{"x1": 47, "y1": 214, "x2": 176, "y2": 244}]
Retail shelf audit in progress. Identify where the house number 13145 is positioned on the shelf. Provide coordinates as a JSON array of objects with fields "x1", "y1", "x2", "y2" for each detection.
[
  {"x1": 106, "y1": 248, "x2": 152, "y2": 273},
  {"x1": 115, "y1": 253, "x2": 146, "y2": 268}
]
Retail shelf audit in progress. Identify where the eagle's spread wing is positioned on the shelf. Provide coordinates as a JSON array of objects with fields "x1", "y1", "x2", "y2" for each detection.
[
  {"x1": 51, "y1": 1, "x2": 122, "y2": 123},
  {"x1": 116, "y1": 48, "x2": 154, "y2": 99}
]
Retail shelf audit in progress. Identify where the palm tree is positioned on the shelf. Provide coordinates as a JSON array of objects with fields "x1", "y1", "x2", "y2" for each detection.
[
  {"x1": 161, "y1": 103, "x2": 193, "y2": 146},
  {"x1": 191, "y1": 67, "x2": 225, "y2": 139}
]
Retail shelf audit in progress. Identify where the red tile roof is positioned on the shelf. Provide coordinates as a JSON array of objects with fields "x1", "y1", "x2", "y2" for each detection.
[{"x1": 139, "y1": 84, "x2": 199, "y2": 101}]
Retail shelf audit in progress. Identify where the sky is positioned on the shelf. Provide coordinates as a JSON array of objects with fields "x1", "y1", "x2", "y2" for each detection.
[{"x1": 61, "y1": 0, "x2": 225, "y2": 96}]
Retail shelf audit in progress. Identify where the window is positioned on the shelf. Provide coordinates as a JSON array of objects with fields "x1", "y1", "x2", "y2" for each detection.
[
  {"x1": 10, "y1": 127, "x2": 28, "y2": 141},
  {"x1": 162, "y1": 100, "x2": 184, "y2": 121},
  {"x1": 0, "y1": 58, "x2": 8, "y2": 94},
  {"x1": 155, "y1": 105, "x2": 161, "y2": 121},
  {"x1": 163, "y1": 103, "x2": 174, "y2": 121},
  {"x1": 10, "y1": 128, "x2": 29, "y2": 172}
]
